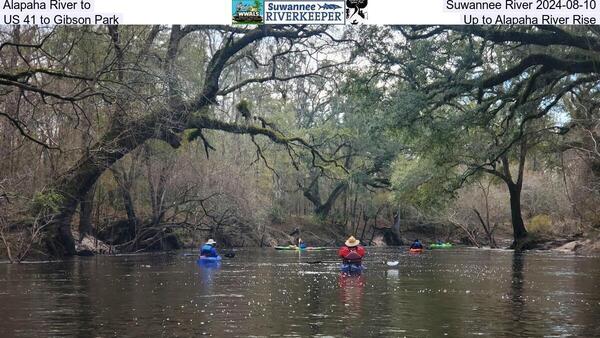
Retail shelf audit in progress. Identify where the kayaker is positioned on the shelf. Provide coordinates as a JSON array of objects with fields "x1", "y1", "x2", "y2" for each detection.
[
  {"x1": 410, "y1": 239, "x2": 423, "y2": 250},
  {"x1": 338, "y1": 236, "x2": 366, "y2": 265},
  {"x1": 200, "y1": 239, "x2": 218, "y2": 257},
  {"x1": 298, "y1": 238, "x2": 307, "y2": 249}
]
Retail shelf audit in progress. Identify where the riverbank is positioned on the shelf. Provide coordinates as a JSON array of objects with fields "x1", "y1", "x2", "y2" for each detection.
[
  {"x1": 551, "y1": 234, "x2": 600, "y2": 254},
  {"x1": 3, "y1": 217, "x2": 599, "y2": 261}
]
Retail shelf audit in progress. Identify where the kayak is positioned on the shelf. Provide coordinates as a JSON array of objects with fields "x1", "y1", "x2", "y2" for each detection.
[
  {"x1": 409, "y1": 248, "x2": 424, "y2": 253},
  {"x1": 340, "y1": 263, "x2": 364, "y2": 274},
  {"x1": 274, "y1": 245, "x2": 327, "y2": 251},
  {"x1": 429, "y1": 243, "x2": 453, "y2": 249},
  {"x1": 197, "y1": 255, "x2": 222, "y2": 263}
]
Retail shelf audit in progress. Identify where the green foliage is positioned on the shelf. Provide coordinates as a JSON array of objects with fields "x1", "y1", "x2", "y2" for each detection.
[
  {"x1": 186, "y1": 128, "x2": 203, "y2": 143},
  {"x1": 528, "y1": 214, "x2": 553, "y2": 234},
  {"x1": 31, "y1": 191, "x2": 64, "y2": 216},
  {"x1": 369, "y1": 33, "x2": 560, "y2": 224},
  {"x1": 391, "y1": 156, "x2": 456, "y2": 212},
  {"x1": 236, "y1": 100, "x2": 251, "y2": 117}
]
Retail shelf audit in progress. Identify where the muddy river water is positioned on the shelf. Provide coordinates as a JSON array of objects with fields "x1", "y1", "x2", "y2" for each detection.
[{"x1": 1, "y1": 247, "x2": 599, "y2": 337}]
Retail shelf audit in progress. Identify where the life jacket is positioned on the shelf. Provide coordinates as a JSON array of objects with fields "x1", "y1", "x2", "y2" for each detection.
[
  {"x1": 410, "y1": 241, "x2": 423, "y2": 249},
  {"x1": 200, "y1": 244, "x2": 217, "y2": 257},
  {"x1": 343, "y1": 248, "x2": 362, "y2": 263}
]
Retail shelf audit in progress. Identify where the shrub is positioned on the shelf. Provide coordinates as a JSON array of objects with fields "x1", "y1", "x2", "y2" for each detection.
[
  {"x1": 31, "y1": 191, "x2": 64, "y2": 217},
  {"x1": 528, "y1": 214, "x2": 553, "y2": 234}
]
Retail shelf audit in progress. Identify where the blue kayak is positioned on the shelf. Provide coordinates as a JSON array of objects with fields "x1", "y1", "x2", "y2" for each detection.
[
  {"x1": 340, "y1": 263, "x2": 364, "y2": 274},
  {"x1": 197, "y1": 256, "x2": 222, "y2": 263}
]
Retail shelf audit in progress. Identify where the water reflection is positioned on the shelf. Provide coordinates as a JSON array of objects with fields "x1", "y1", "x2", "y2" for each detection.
[
  {"x1": 509, "y1": 252, "x2": 526, "y2": 336},
  {"x1": 338, "y1": 272, "x2": 366, "y2": 336},
  {"x1": 338, "y1": 273, "x2": 365, "y2": 316},
  {"x1": 386, "y1": 269, "x2": 399, "y2": 280},
  {"x1": 510, "y1": 252, "x2": 525, "y2": 303},
  {"x1": 197, "y1": 260, "x2": 221, "y2": 289}
]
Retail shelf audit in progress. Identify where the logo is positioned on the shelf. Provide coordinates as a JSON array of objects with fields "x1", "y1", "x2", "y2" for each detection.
[
  {"x1": 264, "y1": 0, "x2": 345, "y2": 25},
  {"x1": 232, "y1": 0, "x2": 264, "y2": 25},
  {"x1": 346, "y1": 0, "x2": 368, "y2": 24}
]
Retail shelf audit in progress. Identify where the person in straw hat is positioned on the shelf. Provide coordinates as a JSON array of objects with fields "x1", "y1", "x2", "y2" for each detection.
[
  {"x1": 200, "y1": 238, "x2": 219, "y2": 257},
  {"x1": 338, "y1": 235, "x2": 366, "y2": 265}
]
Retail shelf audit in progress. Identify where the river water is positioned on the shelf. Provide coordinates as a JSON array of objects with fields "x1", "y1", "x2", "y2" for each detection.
[{"x1": 1, "y1": 247, "x2": 599, "y2": 337}]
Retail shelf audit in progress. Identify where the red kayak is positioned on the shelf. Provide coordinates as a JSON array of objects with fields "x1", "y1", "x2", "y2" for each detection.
[{"x1": 409, "y1": 248, "x2": 424, "y2": 253}]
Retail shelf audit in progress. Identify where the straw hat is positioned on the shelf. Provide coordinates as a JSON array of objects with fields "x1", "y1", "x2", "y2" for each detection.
[
  {"x1": 345, "y1": 236, "x2": 360, "y2": 247},
  {"x1": 206, "y1": 239, "x2": 217, "y2": 245}
]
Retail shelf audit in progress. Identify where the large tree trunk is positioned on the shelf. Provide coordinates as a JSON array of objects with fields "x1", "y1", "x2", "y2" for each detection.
[
  {"x1": 146, "y1": 151, "x2": 171, "y2": 226},
  {"x1": 116, "y1": 177, "x2": 138, "y2": 243},
  {"x1": 47, "y1": 118, "x2": 179, "y2": 256},
  {"x1": 491, "y1": 140, "x2": 528, "y2": 250},
  {"x1": 508, "y1": 182, "x2": 528, "y2": 245},
  {"x1": 48, "y1": 200, "x2": 80, "y2": 257},
  {"x1": 314, "y1": 181, "x2": 348, "y2": 219},
  {"x1": 78, "y1": 185, "x2": 95, "y2": 240},
  {"x1": 122, "y1": 189, "x2": 137, "y2": 230},
  {"x1": 391, "y1": 209, "x2": 402, "y2": 244},
  {"x1": 303, "y1": 148, "x2": 352, "y2": 220},
  {"x1": 302, "y1": 173, "x2": 322, "y2": 208},
  {"x1": 112, "y1": 153, "x2": 142, "y2": 240}
]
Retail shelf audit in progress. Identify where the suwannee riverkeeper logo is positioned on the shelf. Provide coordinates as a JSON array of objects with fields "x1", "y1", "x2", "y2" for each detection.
[{"x1": 232, "y1": 0, "x2": 367, "y2": 25}]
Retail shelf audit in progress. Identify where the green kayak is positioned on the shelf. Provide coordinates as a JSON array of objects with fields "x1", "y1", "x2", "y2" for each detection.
[
  {"x1": 274, "y1": 245, "x2": 327, "y2": 251},
  {"x1": 429, "y1": 243, "x2": 453, "y2": 249}
]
